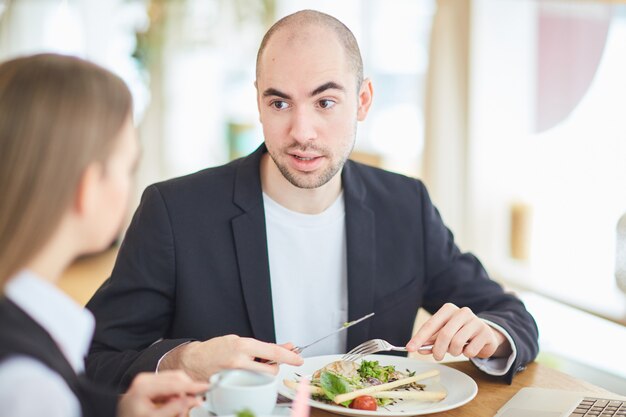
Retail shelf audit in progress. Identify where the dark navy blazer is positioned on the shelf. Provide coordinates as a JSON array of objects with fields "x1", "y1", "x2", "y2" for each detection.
[{"x1": 86, "y1": 144, "x2": 538, "y2": 391}]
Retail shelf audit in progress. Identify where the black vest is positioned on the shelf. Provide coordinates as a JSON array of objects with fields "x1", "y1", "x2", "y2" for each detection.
[{"x1": 0, "y1": 297, "x2": 118, "y2": 417}]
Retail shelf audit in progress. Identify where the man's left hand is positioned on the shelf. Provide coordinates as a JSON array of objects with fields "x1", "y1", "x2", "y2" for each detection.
[{"x1": 406, "y1": 303, "x2": 512, "y2": 361}]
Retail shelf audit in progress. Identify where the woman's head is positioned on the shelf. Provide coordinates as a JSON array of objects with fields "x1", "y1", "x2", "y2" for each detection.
[{"x1": 0, "y1": 53, "x2": 137, "y2": 287}]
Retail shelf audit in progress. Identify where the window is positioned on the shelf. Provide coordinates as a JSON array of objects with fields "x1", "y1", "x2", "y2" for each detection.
[
  {"x1": 0, "y1": 0, "x2": 149, "y2": 120},
  {"x1": 467, "y1": 0, "x2": 626, "y2": 323},
  {"x1": 154, "y1": 0, "x2": 435, "y2": 178}
]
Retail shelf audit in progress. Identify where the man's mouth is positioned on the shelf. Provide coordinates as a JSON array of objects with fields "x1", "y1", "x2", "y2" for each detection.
[
  {"x1": 293, "y1": 155, "x2": 317, "y2": 161},
  {"x1": 287, "y1": 152, "x2": 325, "y2": 172}
]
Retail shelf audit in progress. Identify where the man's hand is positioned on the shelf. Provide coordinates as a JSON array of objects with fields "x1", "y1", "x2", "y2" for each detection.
[
  {"x1": 406, "y1": 303, "x2": 512, "y2": 361},
  {"x1": 160, "y1": 335, "x2": 304, "y2": 381},
  {"x1": 118, "y1": 370, "x2": 208, "y2": 417}
]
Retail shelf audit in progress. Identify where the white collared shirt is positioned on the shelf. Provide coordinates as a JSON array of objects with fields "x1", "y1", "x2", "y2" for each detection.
[{"x1": 0, "y1": 270, "x2": 95, "y2": 417}]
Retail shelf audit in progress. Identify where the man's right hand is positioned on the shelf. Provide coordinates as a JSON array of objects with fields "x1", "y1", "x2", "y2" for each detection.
[{"x1": 159, "y1": 335, "x2": 304, "y2": 381}]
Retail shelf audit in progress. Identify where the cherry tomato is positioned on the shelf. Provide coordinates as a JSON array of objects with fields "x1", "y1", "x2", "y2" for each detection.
[{"x1": 349, "y1": 396, "x2": 377, "y2": 411}]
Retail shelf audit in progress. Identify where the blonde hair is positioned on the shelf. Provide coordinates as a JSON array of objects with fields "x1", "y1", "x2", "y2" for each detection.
[{"x1": 0, "y1": 54, "x2": 132, "y2": 288}]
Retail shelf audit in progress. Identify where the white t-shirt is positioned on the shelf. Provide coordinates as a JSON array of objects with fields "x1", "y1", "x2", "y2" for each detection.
[
  {"x1": 263, "y1": 192, "x2": 348, "y2": 356},
  {"x1": 262, "y1": 192, "x2": 516, "y2": 375}
]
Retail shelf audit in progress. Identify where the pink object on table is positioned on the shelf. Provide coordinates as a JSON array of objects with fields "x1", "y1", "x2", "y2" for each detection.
[{"x1": 290, "y1": 378, "x2": 311, "y2": 417}]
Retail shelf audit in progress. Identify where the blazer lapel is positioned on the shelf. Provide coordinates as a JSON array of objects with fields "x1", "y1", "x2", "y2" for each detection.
[
  {"x1": 343, "y1": 162, "x2": 376, "y2": 350},
  {"x1": 231, "y1": 145, "x2": 276, "y2": 343}
]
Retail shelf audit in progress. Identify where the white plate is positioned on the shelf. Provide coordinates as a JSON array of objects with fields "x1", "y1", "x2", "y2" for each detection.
[{"x1": 277, "y1": 354, "x2": 477, "y2": 417}]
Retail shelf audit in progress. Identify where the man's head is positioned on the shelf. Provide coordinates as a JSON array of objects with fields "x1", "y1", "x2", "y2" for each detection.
[
  {"x1": 256, "y1": 10, "x2": 364, "y2": 89},
  {"x1": 255, "y1": 10, "x2": 373, "y2": 190}
]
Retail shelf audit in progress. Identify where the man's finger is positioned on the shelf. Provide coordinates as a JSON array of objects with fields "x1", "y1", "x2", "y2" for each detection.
[
  {"x1": 242, "y1": 339, "x2": 303, "y2": 366},
  {"x1": 407, "y1": 303, "x2": 458, "y2": 350},
  {"x1": 465, "y1": 332, "x2": 494, "y2": 358},
  {"x1": 448, "y1": 321, "x2": 480, "y2": 356},
  {"x1": 240, "y1": 359, "x2": 282, "y2": 375},
  {"x1": 280, "y1": 342, "x2": 296, "y2": 351}
]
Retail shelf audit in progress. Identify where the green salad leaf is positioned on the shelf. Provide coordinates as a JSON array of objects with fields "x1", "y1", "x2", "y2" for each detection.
[
  {"x1": 236, "y1": 409, "x2": 255, "y2": 417},
  {"x1": 319, "y1": 371, "x2": 353, "y2": 407},
  {"x1": 378, "y1": 397, "x2": 394, "y2": 407},
  {"x1": 358, "y1": 360, "x2": 396, "y2": 383}
]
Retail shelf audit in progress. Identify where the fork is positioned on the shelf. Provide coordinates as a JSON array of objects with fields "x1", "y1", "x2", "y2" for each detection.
[
  {"x1": 341, "y1": 338, "x2": 447, "y2": 362},
  {"x1": 341, "y1": 339, "x2": 408, "y2": 361}
]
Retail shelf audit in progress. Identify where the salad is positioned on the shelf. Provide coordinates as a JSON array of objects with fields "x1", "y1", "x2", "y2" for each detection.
[{"x1": 283, "y1": 360, "x2": 446, "y2": 411}]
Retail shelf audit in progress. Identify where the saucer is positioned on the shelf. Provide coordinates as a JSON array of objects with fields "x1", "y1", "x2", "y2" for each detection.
[{"x1": 190, "y1": 404, "x2": 291, "y2": 417}]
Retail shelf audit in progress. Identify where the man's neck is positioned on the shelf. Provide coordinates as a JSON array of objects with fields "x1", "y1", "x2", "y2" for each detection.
[{"x1": 260, "y1": 153, "x2": 342, "y2": 214}]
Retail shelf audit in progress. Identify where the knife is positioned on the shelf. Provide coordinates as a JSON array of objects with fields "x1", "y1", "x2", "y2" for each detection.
[
  {"x1": 292, "y1": 312, "x2": 375, "y2": 354},
  {"x1": 266, "y1": 312, "x2": 375, "y2": 364}
]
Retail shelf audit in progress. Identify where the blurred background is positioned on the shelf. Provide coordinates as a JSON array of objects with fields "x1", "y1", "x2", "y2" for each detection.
[{"x1": 1, "y1": 0, "x2": 625, "y2": 393}]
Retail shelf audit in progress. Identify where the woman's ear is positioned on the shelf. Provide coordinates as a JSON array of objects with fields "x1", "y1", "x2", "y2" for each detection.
[{"x1": 73, "y1": 162, "x2": 103, "y2": 217}]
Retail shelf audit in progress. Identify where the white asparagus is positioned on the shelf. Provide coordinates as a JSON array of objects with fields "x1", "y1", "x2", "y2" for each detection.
[
  {"x1": 283, "y1": 377, "x2": 447, "y2": 404},
  {"x1": 333, "y1": 370, "x2": 440, "y2": 404},
  {"x1": 373, "y1": 390, "x2": 447, "y2": 401},
  {"x1": 283, "y1": 378, "x2": 324, "y2": 395}
]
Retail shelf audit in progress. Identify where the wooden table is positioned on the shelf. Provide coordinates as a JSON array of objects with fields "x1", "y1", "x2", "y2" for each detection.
[{"x1": 310, "y1": 361, "x2": 615, "y2": 417}]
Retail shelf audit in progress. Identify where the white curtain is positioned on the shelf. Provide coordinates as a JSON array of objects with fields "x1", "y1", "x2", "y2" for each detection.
[{"x1": 422, "y1": 0, "x2": 471, "y2": 249}]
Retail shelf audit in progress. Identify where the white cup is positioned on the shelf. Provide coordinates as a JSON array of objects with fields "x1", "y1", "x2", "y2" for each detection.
[{"x1": 205, "y1": 370, "x2": 277, "y2": 416}]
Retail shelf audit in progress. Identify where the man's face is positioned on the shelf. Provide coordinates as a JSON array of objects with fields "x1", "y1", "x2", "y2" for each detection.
[{"x1": 256, "y1": 26, "x2": 371, "y2": 189}]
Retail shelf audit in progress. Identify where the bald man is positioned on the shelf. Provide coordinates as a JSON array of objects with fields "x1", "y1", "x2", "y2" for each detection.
[{"x1": 86, "y1": 10, "x2": 538, "y2": 391}]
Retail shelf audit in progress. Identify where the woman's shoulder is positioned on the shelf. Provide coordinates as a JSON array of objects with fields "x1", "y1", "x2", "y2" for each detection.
[{"x1": 0, "y1": 355, "x2": 80, "y2": 417}]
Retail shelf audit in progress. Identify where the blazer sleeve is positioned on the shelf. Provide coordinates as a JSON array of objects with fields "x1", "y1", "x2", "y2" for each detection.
[
  {"x1": 86, "y1": 185, "x2": 193, "y2": 392},
  {"x1": 416, "y1": 181, "x2": 539, "y2": 383}
]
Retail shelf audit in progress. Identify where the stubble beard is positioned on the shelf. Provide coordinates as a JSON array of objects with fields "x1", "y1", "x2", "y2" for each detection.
[{"x1": 269, "y1": 140, "x2": 355, "y2": 189}]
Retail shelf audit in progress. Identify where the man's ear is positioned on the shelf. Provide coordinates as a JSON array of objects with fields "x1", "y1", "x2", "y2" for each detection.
[
  {"x1": 73, "y1": 163, "x2": 102, "y2": 216},
  {"x1": 357, "y1": 78, "x2": 374, "y2": 121},
  {"x1": 254, "y1": 80, "x2": 263, "y2": 123}
]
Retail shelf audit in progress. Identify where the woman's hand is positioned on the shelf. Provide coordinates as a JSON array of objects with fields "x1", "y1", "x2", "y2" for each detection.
[{"x1": 117, "y1": 370, "x2": 208, "y2": 417}]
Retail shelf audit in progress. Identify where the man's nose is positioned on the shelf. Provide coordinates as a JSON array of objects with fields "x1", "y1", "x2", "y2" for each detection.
[{"x1": 289, "y1": 107, "x2": 317, "y2": 143}]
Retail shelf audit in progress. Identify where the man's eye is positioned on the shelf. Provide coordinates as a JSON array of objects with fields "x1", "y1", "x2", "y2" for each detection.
[
  {"x1": 272, "y1": 101, "x2": 289, "y2": 110},
  {"x1": 319, "y1": 99, "x2": 336, "y2": 109}
]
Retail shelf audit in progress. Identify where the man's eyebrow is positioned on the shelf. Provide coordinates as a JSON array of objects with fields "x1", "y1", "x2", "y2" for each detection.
[
  {"x1": 262, "y1": 88, "x2": 291, "y2": 100},
  {"x1": 262, "y1": 82, "x2": 344, "y2": 99},
  {"x1": 310, "y1": 81, "x2": 344, "y2": 97}
]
